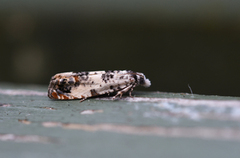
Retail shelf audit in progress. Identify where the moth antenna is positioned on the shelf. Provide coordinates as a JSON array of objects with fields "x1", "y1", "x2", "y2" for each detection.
[{"x1": 188, "y1": 84, "x2": 193, "y2": 95}]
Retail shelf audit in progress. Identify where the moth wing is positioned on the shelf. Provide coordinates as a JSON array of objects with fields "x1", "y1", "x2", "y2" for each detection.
[{"x1": 70, "y1": 71, "x2": 135, "y2": 99}]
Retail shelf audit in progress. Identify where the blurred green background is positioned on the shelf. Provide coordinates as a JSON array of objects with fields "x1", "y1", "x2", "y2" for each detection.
[{"x1": 0, "y1": 0, "x2": 240, "y2": 96}]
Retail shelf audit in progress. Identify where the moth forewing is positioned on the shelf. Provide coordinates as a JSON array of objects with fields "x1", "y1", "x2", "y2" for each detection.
[{"x1": 47, "y1": 70, "x2": 151, "y2": 101}]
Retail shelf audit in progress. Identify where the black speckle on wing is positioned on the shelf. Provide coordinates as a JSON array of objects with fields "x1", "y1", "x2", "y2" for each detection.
[
  {"x1": 90, "y1": 89, "x2": 99, "y2": 96},
  {"x1": 102, "y1": 71, "x2": 115, "y2": 83},
  {"x1": 58, "y1": 85, "x2": 72, "y2": 93}
]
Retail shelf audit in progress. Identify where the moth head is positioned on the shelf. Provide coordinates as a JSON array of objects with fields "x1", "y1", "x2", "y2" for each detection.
[
  {"x1": 143, "y1": 78, "x2": 151, "y2": 87},
  {"x1": 137, "y1": 73, "x2": 151, "y2": 87}
]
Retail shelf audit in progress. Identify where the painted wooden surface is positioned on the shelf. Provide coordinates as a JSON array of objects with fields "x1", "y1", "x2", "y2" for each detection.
[{"x1": 1, "y1": 83, "x2": 240, "y2": 158}]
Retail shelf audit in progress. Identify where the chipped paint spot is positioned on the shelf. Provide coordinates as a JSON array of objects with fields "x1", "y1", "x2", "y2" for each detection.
[
  {"x1": 80, "y1": 109, "x2": 103, "y2": 114},
  {"x1": 40, "y1": 107, "x2": 56, "y2": 110},
  {"x1": 0, "y1": 103, "x2": 11, "y2": 107},
  {"x1": 18, "y1": 119, "x2": 31, "y2": 124}
]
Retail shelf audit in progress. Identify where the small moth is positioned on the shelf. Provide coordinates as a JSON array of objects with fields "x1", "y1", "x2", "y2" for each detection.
[{"x1": 48, "y1": 70, "x2": 151, "y2": 101}]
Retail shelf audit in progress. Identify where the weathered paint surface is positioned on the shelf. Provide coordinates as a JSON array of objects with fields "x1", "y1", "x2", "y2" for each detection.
[{"x1": 1, "y1": 84, "x2": 240, "y2": 158}]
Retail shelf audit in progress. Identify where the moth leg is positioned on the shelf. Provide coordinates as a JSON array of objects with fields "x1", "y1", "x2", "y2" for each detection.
[
  {"x1": 128, "y1": 84, "x2": 136, "y2": 97},
  {"x1": 112, "y1": 84, "x2": 134, "y2": 100},
  {"x1": 79, "y1": 98, "x2": 87, "y2": 102},
  {"x1": 128, "y1": 87, "x2": 133, "y2": 97},
  {"x1": 79, "y1": 95, "x2": 87, "y2": 102}
]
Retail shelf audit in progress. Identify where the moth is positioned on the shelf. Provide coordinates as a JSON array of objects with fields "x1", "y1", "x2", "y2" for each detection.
[{"x1": 48, "y1": 70, "x2": 151, "y2": 102}]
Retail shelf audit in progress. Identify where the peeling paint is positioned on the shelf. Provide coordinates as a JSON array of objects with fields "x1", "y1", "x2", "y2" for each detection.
[
  {"x1": 18, "y1": 119, "x2": 31, "y2": 124},
  {"x1": 80, "y1": 109, "x2": 103, "y2": 114},
  {"x1": 0, "y1": 103, "x2": 11, "y2": 107},
  {"x1": 98, "y1": 97, "x2": 240, "y2": 107},
  {"x1": 41, "y1": 122, "x2": 240, "y2": 141},
  {"x1": 0, "y1": 134, "x2": 58, "y2": 144},
  {"x1": 0, "y1": 89, "x2": 47, "y2": 96},
  {"x1": 40, "y1": 107, "x2": 56, "y2": 110}
]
